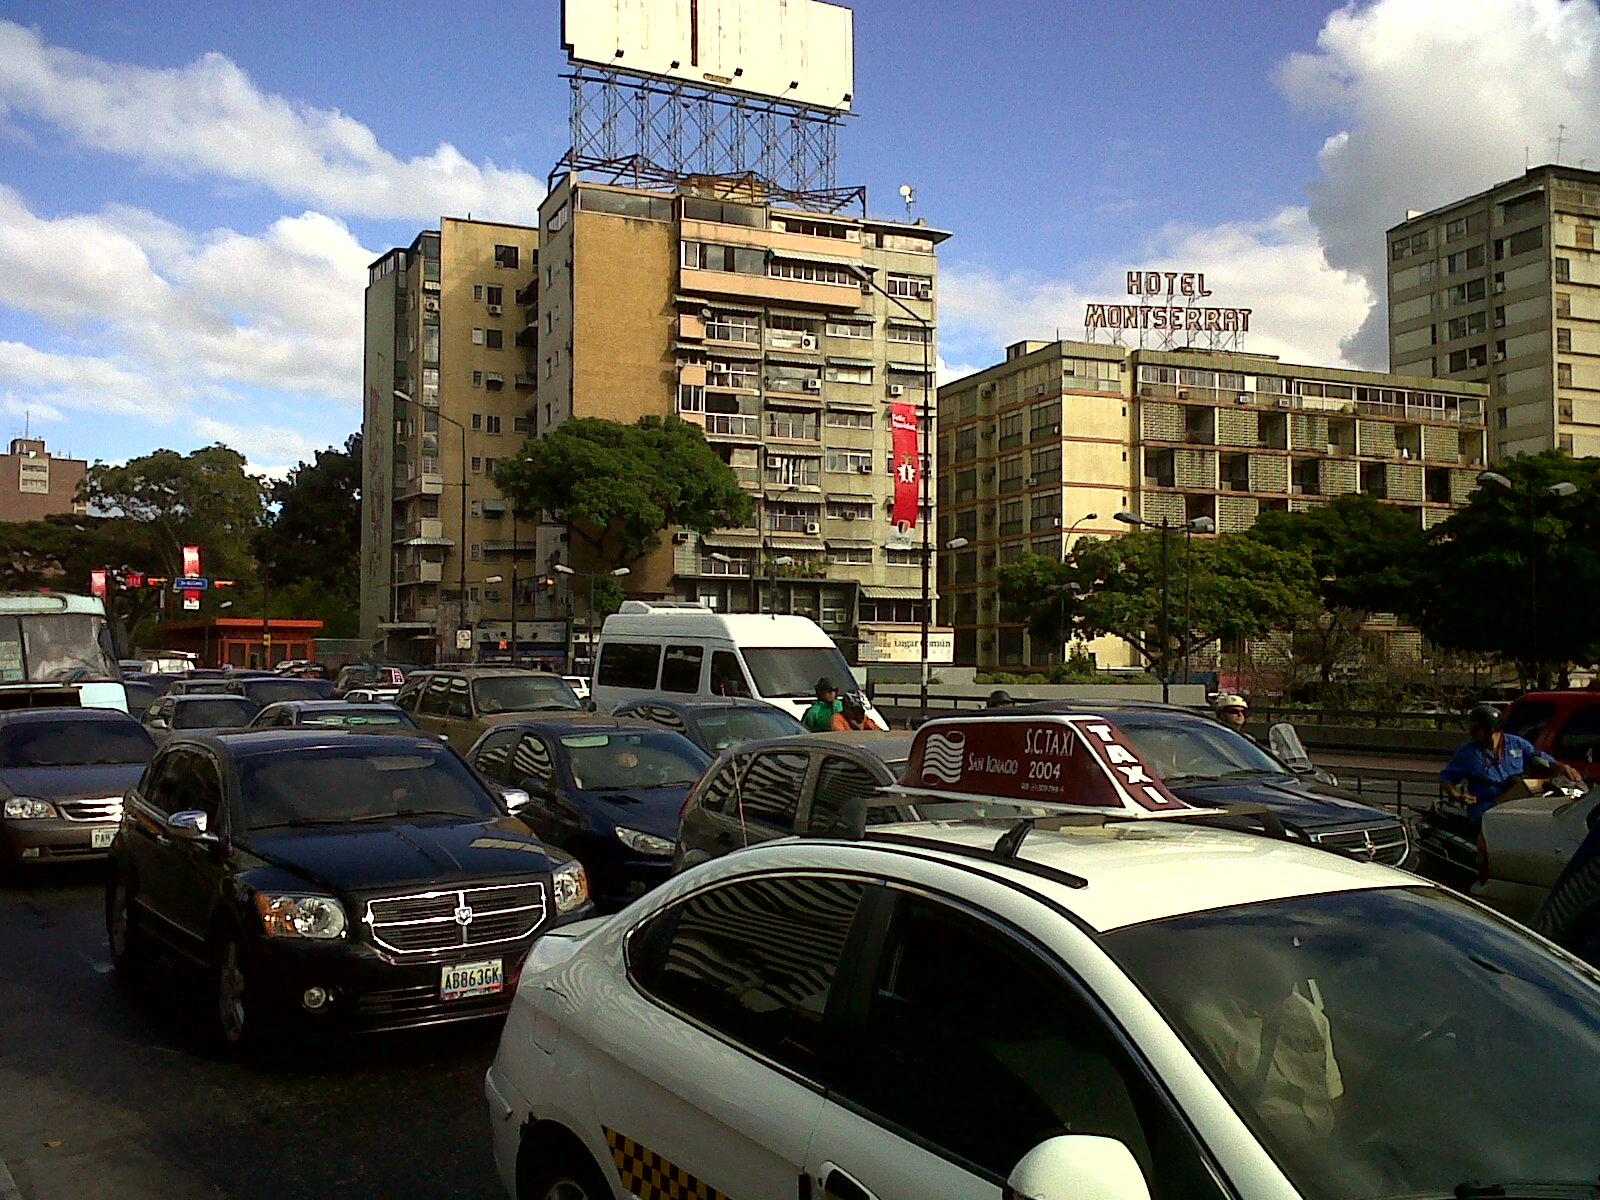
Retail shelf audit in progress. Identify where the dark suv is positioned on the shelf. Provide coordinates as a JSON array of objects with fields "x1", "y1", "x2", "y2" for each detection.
[
  {"x1": 106, "y1": 730, "x2": 591, "y2": 1053},
  {"x1": 395, "y1": 668, "x2": 585, "y2": 747}
]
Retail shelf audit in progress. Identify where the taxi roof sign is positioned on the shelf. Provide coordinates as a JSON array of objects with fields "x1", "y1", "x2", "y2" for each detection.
[{"x1": 890, "y1": 714, "x2": 1205, "y2": 820}]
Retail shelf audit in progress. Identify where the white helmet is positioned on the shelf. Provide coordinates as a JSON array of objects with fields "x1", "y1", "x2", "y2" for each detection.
[{"x1": 1214, "y1": 693, "x2": 1249, "y2": 714}]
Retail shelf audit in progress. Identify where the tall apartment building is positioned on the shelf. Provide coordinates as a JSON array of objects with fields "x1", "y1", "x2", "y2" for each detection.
[
  {"x1": 937, "y1": 340, "x2": 1489, "y2": 670},
  {"x1": 360, "y1": 218, "x2": 545, "y2": 663},
  {"x1": 0, "y1": 438, "x2": 86, "y2": 523},
  {"x1": 1387, "y1": 163, "x2": 1600, "y2": 459},
  {"x1": 535, "y1": 173, "x2": 949, "y2": 662}
]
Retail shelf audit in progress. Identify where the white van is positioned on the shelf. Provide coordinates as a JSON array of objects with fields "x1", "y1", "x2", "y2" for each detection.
[{"x1": 591, "y1": 601, "x2": 886, "y2": 726}]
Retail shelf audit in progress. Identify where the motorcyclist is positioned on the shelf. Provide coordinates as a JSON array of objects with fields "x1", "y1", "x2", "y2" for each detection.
[
  {"x1": 1213, "y1": 693, "x2": 1263, "y2": 747},
  {"x1": 1440, "y1": 703, "x2": 1581, "y2": 822}
]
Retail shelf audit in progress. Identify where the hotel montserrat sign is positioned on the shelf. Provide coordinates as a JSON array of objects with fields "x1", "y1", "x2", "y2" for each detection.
[{"x1": 1085, "y1": 272, "x2": 1253, "y2": 333}]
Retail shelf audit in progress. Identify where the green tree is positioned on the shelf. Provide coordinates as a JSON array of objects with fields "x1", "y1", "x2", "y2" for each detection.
[
  {"x1": 1411, "y1": 452, "x2": 1600, "y2": 685},
  {"x1": 0, "y1": 514, "x2": 170, "y2": 651},
  {"x1": 252, "y1": 434, "x2": 361, "y2": 634},
  {"x1": 493, "y1": 417, "x2": 754, "y2": 566},
  {"x1": 79, "y1": 444, "x2": 265, "y2": 582},
  {"x1": 998, "y1": 532, "x2": 1318, "y2": 675}
]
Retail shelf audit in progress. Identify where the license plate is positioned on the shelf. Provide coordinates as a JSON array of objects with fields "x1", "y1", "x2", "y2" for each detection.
[
  {"x1": 440, "y1": 958, "x2": 503, "y2": 1001},
  {"x1": 91, "y1": 828, "x2": 116, "y2": 849}
]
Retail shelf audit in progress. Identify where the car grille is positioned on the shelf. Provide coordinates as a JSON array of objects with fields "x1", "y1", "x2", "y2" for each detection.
[
  {"x1": 57, "y1": 796, "x2": 123, "y2": 823},
  {"x1": 363, "y1": 882, "x2": 547, "y2": 954},
  {"x1": 1309, "y1": 822, "x2": 1410, "y2": 866}
]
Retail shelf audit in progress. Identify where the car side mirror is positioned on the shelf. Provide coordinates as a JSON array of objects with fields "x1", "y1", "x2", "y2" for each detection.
[
  {"x1": 166, "y1": 810, "x2": 213, "y2": 841},
  {"x1": 438, "y1": 733, "x2": 451, "y2": 744},
  {"x1": 1004, "y1": 1135, "x2": 1150, "y2": 1200},
  {"x1": 582, "y1": 698, "x2": 598, "y2": 712},
  {"x1": 501, "y1": 788, "x2": 531, "y2": 811}
]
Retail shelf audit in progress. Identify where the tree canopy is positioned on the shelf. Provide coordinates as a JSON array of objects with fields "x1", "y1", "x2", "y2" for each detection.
[
  {"x1": 998, "y1": 531, "x2": 1318, "y2": 675},
  {"x1": 249, "y1": 434, "x2": 362, "y2": 637},
  {"x1": 0, "y1": 514, "x2": 170, "y2": 650},
  {"x1": 1245, "y1": 493, "x2": 1428, "y2": 614},
  {"x1": 493, "y1": 416, "x2": 754, "y2": 566}
]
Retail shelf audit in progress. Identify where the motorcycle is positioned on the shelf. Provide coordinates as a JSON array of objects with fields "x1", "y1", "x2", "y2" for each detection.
[{"x1": 1415, "y1": 773, "x2": 1591, "y2": 895}]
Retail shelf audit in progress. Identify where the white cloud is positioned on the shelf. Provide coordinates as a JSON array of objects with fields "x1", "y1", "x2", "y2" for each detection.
[
  {"x1": 0, "y1": 20, "x2": 545, "y2": 223},
  {"x1": 939, "y1": 208, "x2": 1372, "y2": 375},
  {"x1": 1279, "y1": 0, "x2": 1600, "y2": 365},
  {"x1": 192, "y1": 418, "x2": 321, "y2": 480}
]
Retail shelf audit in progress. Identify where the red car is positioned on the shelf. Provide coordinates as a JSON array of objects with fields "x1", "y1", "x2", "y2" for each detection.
[{"x1": 1502, "y1": 691, "x2": 1600, "y2": 781}]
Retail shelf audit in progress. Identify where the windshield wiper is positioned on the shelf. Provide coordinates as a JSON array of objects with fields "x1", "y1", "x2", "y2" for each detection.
[
  {"x1": 249, "y1": 816, "x2": 369, "y2": 830},
  {"x1": 1431, "y1": 1181, "x2": 1600, "y2": 1199},
  {"x1": 358, "y1": 808, "x2": 483, "y2": 822}
]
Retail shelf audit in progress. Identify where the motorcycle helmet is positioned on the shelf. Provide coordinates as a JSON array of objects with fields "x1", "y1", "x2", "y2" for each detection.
[{"x1": 1466, "y1": 703, "x2": 1501, "y2": 731}]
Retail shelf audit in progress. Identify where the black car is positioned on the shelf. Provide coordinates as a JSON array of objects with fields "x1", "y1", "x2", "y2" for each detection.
[
  {"x1": 239, "y1": 676, "x2": 336, "y2": 707},
  {"x1": 0, "y1": 709, "x2": 156, "y2": 868},
  {"x1": 611, "y1": 697, "x2": 805, "y2": 754},
  {"x1": 675, "y1": 731, "x2": 929, "y2": 871},
  {"x1": 465, "y1": 716, "x2": 711, "y2": 910},
  {"x1": 249, "y1": 700, "x2": 420, "y2": 734},
  {"x1": 142, "y1": 694, "x2": 262, "y2": 744},
  {"x1": 168, "y1": 677, "x2": 246, "y2": 696},
  {"x1": 333, "y1": 664, "x2": 413, "y2": 697},
  {"x1": 106, "y1": 731, "x2": 592, "y2": 1053},
  {"x1": 1009, "y1": 701, "x2": 1411, "y2": 865}
]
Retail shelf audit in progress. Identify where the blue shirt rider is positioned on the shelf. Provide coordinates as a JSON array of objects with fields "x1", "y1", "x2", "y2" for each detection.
[{"x1": 1440, "y1": 704, "x2": 1579, "y2": 822}]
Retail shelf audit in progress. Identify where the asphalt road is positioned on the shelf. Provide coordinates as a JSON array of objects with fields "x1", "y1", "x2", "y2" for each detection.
[{"x1": 0, "y1": 864, "x2": 505, "y2": 1200}]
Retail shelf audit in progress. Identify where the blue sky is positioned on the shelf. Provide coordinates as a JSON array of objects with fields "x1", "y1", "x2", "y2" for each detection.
[{"x1": 1, "y1": 0, "x2": 1597, "y2": 474}]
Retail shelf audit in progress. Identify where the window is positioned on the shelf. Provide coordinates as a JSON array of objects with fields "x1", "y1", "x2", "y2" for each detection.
[
  {"x1": 659, "y1": 645, "x2": 703, "y2": 694},
  {"x1": 422, "y1": 325, "x2": 439, "y2": 364},
  {"x1": 826, "y1": 546, "x2": 871, "y2": 564},
  {"x1": 824, "y1": 363, "x2": 872, "y2": 385},
  {"x1": 1390, "y1": 231, "x2": 1431, "y2": 260},
  {"x1": 1579, "y1": 225, "x2": 1596, "y2": 249},
  {"x1": 824, "y1": 409, "x2": 873, "y2": 429},
  {"x1": 1558, "y1": 293, "x2": 1573, "y2": 318},
  {"x1": 471, "y1": 456, "x2": 483, "y2": 472},
  {"x1": 886, "y1": 549, "x2": 920, "y2": 566},
  {"x1": 999, "y1": 499, "x2": 1024, "y2": 536},
  {"x1": 999, "y1": 411, "x2": 1024, "y2": 448},
  {"x1": 1501, "y1": 192, "x2": 1542, "y2": 222},
  {"x1": 774, "y1": 216, "x2": 852, "y2": 240},
  {"x1": 1446, "y1": 279, "x2": 1487, "y2": 306},
  {"x1": 805, "y1": 755, "x2": 884, "y2": 835},
  {"x1": 1030, "y1": 490, "x2": 1062, "y2": 530},
  {"x1": 886, "y1": 323, "x2": 931, "y2": 344},
  {"x1": 494, "y1": 244, "x2": 519, "y2": 269},
  {"x1": 471, "y1": 413, "x2": 483, "y2": 431},
  {"x1": 511, "y1": 734, "x2": 556, "y2": 785},
  {"x1": 471, "y1": 729, "x2": 520, "y2": 783},
  {"x1": 767, "y1": 411, "x2": 819, "y2": 440},
  {"x1": 485, "y1": 285, "x2": 503, "y2": 306},
  {"x1": 1446, "y1": 245, "x2": 1485, "y2": 273},
  {"x1": 628, "y1": 875, "x2": 867, "y2": 1074},
  {"x1": 1030, "y1": 445, "x2": 1062, "y2": 487},
  {"x1": 485, "y1": 415, "x2": 502, "y2": 434},
  {"x1": 473, "y1": 328, "x2": 485, "y2": 346},
  {"x1": 733, "y1": 750, "x2": 811, "y2": 830},
  {"x1": 825, "y1": 318, "x2": 873, "y2": 338},
  {"x1": 1556, "y1": 257, "x2": 1572, "y2": 283},
  {"x1": 447, "y1": 677, "x2": 472, "y2": 719},
  {"x1": 1498, "y1": 227, "x2": 1544, "y2": 258},
  {"x1": 706, "y1": 311, "x2": 759, "y2": 343},
  {"x1": 596, "y1": 642, "x2": 661, "y2": 690},
  {"x1": 473, "y1": 284, "x2": 484, "y2": 301},
  {"x1": 1558, "y1": 328, "x2": 1573, "y2": 352},
  {"x1": 472, "y1": 371, "x2": 483, "y2": 387},
  {"x1": 1030, "y1": 399, "x2": 1061, "y2": 437},
  {"x1": 485, "y1": 329, "x2": 503, "y2": 350},
  {"x1": 682, "y1": 241, "x2": 766, "y2": 275},
  {"x1": 1559, "y1": 362, "x2": 1573, "y2": 387},
  {"x1": 886, "y1": 273, "x2": 933, "y2": 299},
  {"x1": 1446, "y1": 312, "x2": 1487, "y2": 339},
  {"x1": 710, "y1": 651, "x2": 750, "y2": 699},
  {"x1": 766, "y1": 257, "x2": 858, "y2": 287},
  {"x1": 681, "y1": 197, "x2": 765, "y2": 227}
]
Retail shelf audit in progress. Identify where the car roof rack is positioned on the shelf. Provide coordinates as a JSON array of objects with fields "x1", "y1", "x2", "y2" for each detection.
[{"x1": 862, "y1": 824, "x2": 1091, "y2": 891}]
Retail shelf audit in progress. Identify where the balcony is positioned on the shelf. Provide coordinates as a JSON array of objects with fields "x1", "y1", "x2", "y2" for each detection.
[
  {"x1": 395, "y1": 518, "x2": 448, "y2": 543},
  {"x1": 396, "y1": 562, "x2": 444, "y2": 585},
  {"x1": 703, "y1": 413, "x2": 762, "y2": 439},
  {"x1": 514, "y1": 373, "x2": 536, "y2": 389}
]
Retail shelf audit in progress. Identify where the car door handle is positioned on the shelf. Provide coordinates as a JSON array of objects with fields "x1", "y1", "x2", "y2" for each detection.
[{"x1": 818, "y1": 1163, "x2": 878, "y2": 1200}]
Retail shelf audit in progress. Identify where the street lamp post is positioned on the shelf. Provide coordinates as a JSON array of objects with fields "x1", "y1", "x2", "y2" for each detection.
[
  {"x1": 553, "y1": 563, "x2": 631, "y2": 675},
  {"x1": 1114, "y1": 511, "x2": 1214, "y2": 702},
  {"x1": 1476, "y1": 471, "x2": 1577, "y2": 682},
  {"x1": 1056, "y1": 512, "x2": 1099, "y2": 665},
  {"x1": 396, "y1": 389, "x2": 469, "y2": 663}
]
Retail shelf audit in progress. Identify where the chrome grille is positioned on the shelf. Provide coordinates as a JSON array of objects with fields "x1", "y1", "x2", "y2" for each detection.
[
  {"x1": 364, "y1": 881, "x2": 547, "y2": 954},
  {"x1": 57, "y1": 796, "x2": 123, "y2": 823},
  {"x1": 1310, "y1": 822, "x2": 1410, "y2": 866}
]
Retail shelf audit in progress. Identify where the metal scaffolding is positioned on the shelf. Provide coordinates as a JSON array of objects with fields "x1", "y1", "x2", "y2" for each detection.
[{"x1": 553, "y1": 68, "x2": 864, "y2": 215}]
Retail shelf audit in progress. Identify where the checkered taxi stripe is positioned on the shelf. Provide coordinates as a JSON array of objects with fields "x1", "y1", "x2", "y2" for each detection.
[{"x1": 604, "y1": 1127, "x2": 731, "y2": 1200}]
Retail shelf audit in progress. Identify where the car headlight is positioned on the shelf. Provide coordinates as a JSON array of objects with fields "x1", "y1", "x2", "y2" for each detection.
[
  {"x1": 615, "y1": 826, "x2": 675, "y2": 857},
  {"x1": 551, "y1": 859, "x2": 589, "y2": 915},
  {"x1": 253, "y1": 893, "x2": 347, "y2": 940},
  {"x1": 3, "y1": 797, "x2": 57, "y2": 820}
]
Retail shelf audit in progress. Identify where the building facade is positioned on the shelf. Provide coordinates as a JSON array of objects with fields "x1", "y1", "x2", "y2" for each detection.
[
  {"x1": 1387, "y1": 164, "x2": 1600, "y2": 459},
  {"x1": 937, "y1": 340, "x2": 1489, "y2": 670},
  {"x1": 0, "y1": 438, "x2": 86, "y2": 523},
  {"x1": 359, "y1": 218, "x2": 547, "y2": 664},
  {"x1": 535, "y1": 173, "x2": 950, "y2": 663}
]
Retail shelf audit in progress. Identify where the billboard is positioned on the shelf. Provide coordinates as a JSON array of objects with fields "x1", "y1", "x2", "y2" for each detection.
[{"x1": 563, "y1": 0, "x2": 855, "y2": 113}]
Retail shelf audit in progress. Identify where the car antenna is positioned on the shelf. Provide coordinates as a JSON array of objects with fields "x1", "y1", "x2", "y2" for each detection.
[{"x1": 994, "y1": 818, "x2": 1035, "y2": 860}]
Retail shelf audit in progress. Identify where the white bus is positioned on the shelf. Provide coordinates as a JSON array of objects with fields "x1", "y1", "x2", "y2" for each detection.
[
  {"x1": 0, "y1": 593, "x2": 128, "y2": 712},
  {"x1": 591, "y1": 601, "x2": 884, "y2": 725}
]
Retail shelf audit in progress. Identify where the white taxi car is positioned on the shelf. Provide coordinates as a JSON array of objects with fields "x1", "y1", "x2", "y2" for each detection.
[{"x1": 485, "y1": 715, "x2": 1600, "y2": 1200}]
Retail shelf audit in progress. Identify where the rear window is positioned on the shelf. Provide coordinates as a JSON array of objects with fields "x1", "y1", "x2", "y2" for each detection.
[
  {"x1": 299, "y1": 709, "x2": 415, "y2": 730},
  {"x1": 173, "y1": 698, "x2": 259, "y2": 729},
  {"x1": 245, "y1": 679, "x2": 333, "y2": 705},
  {"x1": 690, "y1": 705, "x2": 805, "y2": 751},
  {"x1": 0, "y1": 720, "x2": 155, "y2": 768},
  {"x1": 472, "y1": 675, "x2": 582, "y2": 715}
]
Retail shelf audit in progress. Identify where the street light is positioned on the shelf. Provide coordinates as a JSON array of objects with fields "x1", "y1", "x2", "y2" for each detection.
[
  {"x1": 1114, "y1": 510, "x2": 1214, "y2": 701},
  {"x1": 1476, "y1": 470, "x2": 1579, "y2": 680},
  {"x1": 398, "y1": 388, "x2": 470, "y2": 662},
  {"x1": 1052, "y1": 514, "x2": 1100, "y2": 665},
  {"x1": 552, "y1": 564, "x2": 630, "y2": 674}
]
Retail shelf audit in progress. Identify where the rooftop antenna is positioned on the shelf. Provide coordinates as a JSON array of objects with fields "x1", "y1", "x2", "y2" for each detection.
[
  {"x1": 898, "y1": 184, "x2": 916, "y2": 221},
  {"x1": 1553, "y1": 124, "x2": 1568, "y2": 165}
]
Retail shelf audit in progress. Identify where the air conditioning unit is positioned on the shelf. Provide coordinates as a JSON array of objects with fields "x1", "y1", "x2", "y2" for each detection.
[
  {"x1": 1276, "y1": 397, "x2": 1293, "y2": 408},
  {"x1": 488, "y1": 304, "x2": 503, "y2": 315},
  {"x1": 1025, "y1": 476, "x2": 1037, "y2": 486},
  {"x1": 1494, "y1": 280, "x2": 1506, "y2": 293},
  {"x1": 799, "y1": 335, "x2": 818, "y2": 350},
  {"x1": 1235, "y1": 393, "x2": 1251, "y2": 403},
  {"x1": 1052, "y1": 518, "x2": 1063, "y2": 528},
  {"x1": 980, "y1": 427, "x2": 994, "y2": 438},
  {"x1": 859, "y1": 281, "x2": 873, "y2": 294},
  {"x1": 1493, "y1": 351, "x2": 1506, "y2": 362},
  {"x1": 804, "y1": 521, "x2": 821, "y2": 535},
  {"x1": 888, "y1": 384, "x2": 905, "y2": 397},
  {"x1": 804, "y1": 379, "x2": 823, "y2": 392},
  {"x1": 857, "y1": 462, "x2": 874, "y2": 474},
  {"x1": 672, "y1": 531, "x2": 691, "y2": 544},
  {"x1": 916, "y1": 286, "x2": 933, "y2": 301},
  {"x1": 981, "y1": 470, "x2": 995, "y2": 481},
  {"x1": 841, "y1": 510, "x2": 857, "y2": 521},
  {"x1": 423, "y1": 298, "x2": 440, "y2": 314}
]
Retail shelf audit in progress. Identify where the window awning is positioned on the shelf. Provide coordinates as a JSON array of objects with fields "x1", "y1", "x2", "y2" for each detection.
[
  {"x1": 400, "y1": 536, "x2": 455, "y2": 547},
  {"x1": 824, "y1": 399, "x2": 876, "y2": 411},
  {"x1": 768, "y1": 249, "x2": 870, "y2": 270},
  {"x1": 825, "y1": 536, "x2": 873, "y2": 546},
  {"x1": 863, "y1": 585, "x2": 927, "y2": 600},
  {"x1": 701, "y1": 532, "x2": 762, "y2": 548},
  {"x1": 767, "y1": 537, "x2": 824, "y2": 551}
]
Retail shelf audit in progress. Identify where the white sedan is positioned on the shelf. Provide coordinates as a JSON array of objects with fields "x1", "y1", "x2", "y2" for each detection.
[{"x1": 486, "y1": 818, "x2": 1600, "y2": 1199}]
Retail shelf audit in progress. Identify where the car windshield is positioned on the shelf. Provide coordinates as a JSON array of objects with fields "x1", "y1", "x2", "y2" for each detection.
[
  {"x1": 245, "y1": 679, "x2": 331, "y2": 705},
  {"x1": 1115, "y1": 717, "x2": 1286, "y2": 782},
  {"x1": 740, "y1": 646, "x2": 857, "y2": 700},
  {"x1": 172, "y1": 698, "x2": 259, "y2": 729},
  {"x1": 560, "y1": 730, "x2": 711, "y2": 791},
  {"x1": 689, "y1": 705, "x2": 804, "y2": 750},
  {"x1": 0, "y1": 614, "x2": 121, "y2": 683},
  {"x1": 298, "y1": 708, "x2": 414, "y2": 730},
  {"x1": 1106, "y1": 887, "x2": 1600, "y2": 1200},
  {"x1": 0, "y1": 720, "x2": 154, "y2": 767},
  {"x1": 472, "y1": 675, "x2": 582, "y2": 714},
  {"x1": 238, "y1": 742, "x2": 501, "y2": 830}
]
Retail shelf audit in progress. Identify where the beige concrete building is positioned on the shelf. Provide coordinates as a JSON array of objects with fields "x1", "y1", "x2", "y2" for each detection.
[
  {"x1": 937, "y1": 340, "x2": 1489, "y2": 670},
  {"x1": 360, "y1": 218, "x2": 546, "y2": 663},
  {"x1": 1388, "y1": 164, "x2": 1600, "y2": 458},
  {"x1": 535, "y1": 173, "x2": 950, "y2": 663},
  {"x1": 0, "y1": 438, "x2": 86, "y2": 523}
]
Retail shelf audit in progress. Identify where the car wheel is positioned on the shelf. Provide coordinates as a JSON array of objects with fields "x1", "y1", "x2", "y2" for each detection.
[
  {"x1": 1534, "y1": 852, "x2": 1600, "y2": 957},
  {"x1": 210, "y1": 936, "x2": 267, "y2": 1056},
  {"x1": 106, "y1": 879, "x2": 152, "y2": 978},
  {"x1": 520, "y1": 1148, "x2": 613, "y2": 1200}
]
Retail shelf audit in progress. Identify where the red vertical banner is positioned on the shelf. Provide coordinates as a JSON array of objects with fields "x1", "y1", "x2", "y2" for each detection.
[
  {"x1": 182, "y1": 546, "x2": 201, "y2": 577},
  {"x1": 89, "y1": 570, "x2": 107, "y2": 599},
  {"x1": 890, "y1": 402, "x2": 920, "y2": 530}
]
